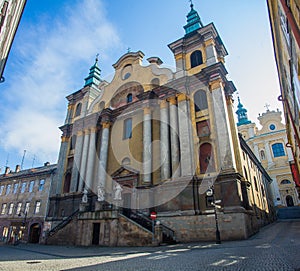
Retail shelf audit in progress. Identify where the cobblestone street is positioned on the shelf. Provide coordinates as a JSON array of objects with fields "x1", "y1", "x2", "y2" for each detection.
[{"x1": 0, "y1": 220, "x2": 299, "y2": 271}]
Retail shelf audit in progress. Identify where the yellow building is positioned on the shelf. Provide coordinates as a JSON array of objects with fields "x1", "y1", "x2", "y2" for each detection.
[
  {"x1": 267, "y1": 0, "x2": 300, "y2": 192},
  {"x1": 0, "y1": 0, "x2": 27, "y2": 82},
  {"x1": 237, "y1": 98, "x2": 299, "y2": 207},
  {"x1": 46, "y1": 4, "x2": 275, "y2": 246}
]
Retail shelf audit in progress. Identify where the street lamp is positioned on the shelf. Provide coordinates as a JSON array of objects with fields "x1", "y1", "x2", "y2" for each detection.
[{"x1": 206, "y1": 187, "x2": 221, "y2": 244}]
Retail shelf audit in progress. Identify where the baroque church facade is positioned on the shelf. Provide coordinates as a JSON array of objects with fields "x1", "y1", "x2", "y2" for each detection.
[
  {"x1": 236, "y1": 99, "x2": 300, "y2": 208},
  {"x1": 46, "y1": 4, "x2": 275, "y2": 246}
]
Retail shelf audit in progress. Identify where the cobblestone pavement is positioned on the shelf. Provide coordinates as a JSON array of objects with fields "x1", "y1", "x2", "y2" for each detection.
[{"x1": 0, "y1": 220, "x2": 299, "y2": 271}]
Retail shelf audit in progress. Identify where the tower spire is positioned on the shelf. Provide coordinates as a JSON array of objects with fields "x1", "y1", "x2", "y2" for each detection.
[
  {"x1": 184, "y1": 1, "x2": 204, "y2": 35},
  {"x1": 236, "y1": 97, "x2": 251, "y2": 126},
  {"x1": 84, "y1": 54, "x2": 102, "y2": 87}
]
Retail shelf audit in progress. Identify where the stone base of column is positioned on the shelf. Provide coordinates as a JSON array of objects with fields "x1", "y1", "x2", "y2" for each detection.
[
  {"x1": 79, "y1": 202, "x2": 89, "y2": 212},
  {"x1": 95, "y1": 201, "x2": 106, "y2": 211},
  {"x1": 113, "y1": 199, "x2": 123, "y2": 209}
]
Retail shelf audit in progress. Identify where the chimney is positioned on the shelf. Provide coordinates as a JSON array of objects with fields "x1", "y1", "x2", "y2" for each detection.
[
  {"x1": 15, "y1": 165, "x2": 21, "y2": 172},
  {"x1": 147, "y1": 57, "x2": 163, "y2": 66},
  {"x1": 44, "y1": 162, "x2": 50, "y2": 166},
  {"x1": 5, "y1": 167, "x2": 10, "y2": 174}
]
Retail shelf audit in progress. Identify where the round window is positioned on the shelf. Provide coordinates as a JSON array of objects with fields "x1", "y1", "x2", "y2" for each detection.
[{"x1": 269, "y1": 124, "x2": 276, "y2": 131}]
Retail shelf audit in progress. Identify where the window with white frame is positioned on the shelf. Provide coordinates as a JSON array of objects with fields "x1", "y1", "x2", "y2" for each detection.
[
  {"x1": 16, "y1": 202, "x2": 22, "y2": 215},
  {"x1": 5, "y1": 184, "x2": 11, "y2": 195},
  {"x1": 29, "y1": 181, "x2": 34, "y2": 192},
  {"x1": 13, "y1": 183, "x2": 19, "y2": 194},
  {"x1": 0, "y1": 185, "x2": 4, "y2": 195},
  {"x1": 1, "y1": 203, "x2": 7, "y2": 215},
  {"x1": 38, "y1": 179, "x2": 45, "y2": 191},
  {"x1": 25, "y1": 202, "x2": 30, "y2": 214},
  {"x1": 21, "y1": 182, "x2": 27, "y2": 193},
  {"x1": 35, "y1": 201, "x2": 41, "y2": 214},
  {"x1": 8, "y1": 203, "x2": 14, "y2": 215}
]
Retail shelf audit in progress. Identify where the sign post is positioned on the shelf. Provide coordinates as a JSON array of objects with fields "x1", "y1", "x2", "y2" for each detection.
[{"x1": 150, "y1": 211, "x2": 157, "y2": 243}]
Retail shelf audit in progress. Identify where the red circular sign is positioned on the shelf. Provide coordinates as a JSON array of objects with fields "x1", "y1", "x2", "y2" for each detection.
[{"x1": 150, "y1": 211, "x2": 157, "y2": 220}]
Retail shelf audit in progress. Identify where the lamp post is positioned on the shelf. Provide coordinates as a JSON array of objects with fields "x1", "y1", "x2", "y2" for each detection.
[{"x1": 206, "y1": 187, "x2": 221, "y2": 244}]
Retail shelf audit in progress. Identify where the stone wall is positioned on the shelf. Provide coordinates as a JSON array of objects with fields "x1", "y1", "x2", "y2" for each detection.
[
  {"x1": 46, "y1": 211, "x2": 153, "y2": 246},
  {"x1": 159, "y1": 211, "x2": 258, "y2": 242}
]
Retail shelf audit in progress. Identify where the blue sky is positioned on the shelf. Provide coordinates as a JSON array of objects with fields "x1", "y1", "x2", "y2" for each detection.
[{"x1": 0, "y1": 0, "x2": 282, "y2": 171}]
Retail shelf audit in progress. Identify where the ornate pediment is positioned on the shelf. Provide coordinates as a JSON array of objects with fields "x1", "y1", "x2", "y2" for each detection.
[{"x1": 111, "y1": 166, "x2": 139, "y2": 179}]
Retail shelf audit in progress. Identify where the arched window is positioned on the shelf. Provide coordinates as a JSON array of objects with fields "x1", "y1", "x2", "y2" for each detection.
[
  {"x1": 254, "y1": 176, "x2": 258, "y2": 191},
  {"x1": 280, "y1": 179, "x2": 291, "y2": 185},
  {"x1": 194, "y1": 90, "x2": 208, "y2": 112},
  {"x1": 190, "y1": 50, "x2": 203, "y2": 68},
  {"x1": 244, "y1": 166, "x2": 248, "y2": 180},
  {"x1": 260, "y1": 150, "x2": 266, "y2": 160},
  {"x1": 123, "y1": 118, "x2": 132, "y2": 139},
  {"x1": 127, "y1": 93, "x2": 133, "y2": 103},
  {"x1": 70, "y1": 135, "x2": 76, "y2": 150},
  {"x1": 63, "y1": 173, "x2": 71, "y2": 193},
  {"x1": 272, "y1": 143, "x2": 285, "y2": 157},
  {"x1": 122, "y1": 157, "x2": 131, "y2": 166},
  {"x1": 75, "y1": 103, "x2": 82, "y2": 117},
  {"x1": 199, "y1": 143, "x2": 215, "y2": 174},
  {"x1": 286, "y1": 195, "x2": 294, "y2": 207}
]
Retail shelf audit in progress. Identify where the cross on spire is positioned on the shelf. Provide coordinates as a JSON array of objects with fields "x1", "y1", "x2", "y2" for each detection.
[
  {"x1": 189, "y1": 0, "x2": 194, "y2": 7},
  {"x1": 127, "y1": 47, "x2": 131, "y2": 53},
  {"x1": 95, "y1": 53, "x2": 99, "y2": 62}
]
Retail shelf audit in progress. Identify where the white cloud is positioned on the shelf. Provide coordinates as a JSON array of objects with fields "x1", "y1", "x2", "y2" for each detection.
[{"x1": 0, "y1": 0, "x2": 121, "y2": 165}]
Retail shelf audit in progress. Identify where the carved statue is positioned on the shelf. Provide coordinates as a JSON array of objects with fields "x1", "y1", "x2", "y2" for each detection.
[
  {"x1": 97, "y1": 185, "x2": 105, "y2": 201},
  {"x1": 114, "y1": 183, "x2": 123, "y2": 200},
  {"x1": 82, "y1": 189, "x2": 88, "y2": 203}
]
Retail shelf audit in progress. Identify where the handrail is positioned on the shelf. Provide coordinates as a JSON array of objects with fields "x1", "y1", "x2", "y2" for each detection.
[{"x1": 47, "y1": 209, "x2": 79, "y2": 237}]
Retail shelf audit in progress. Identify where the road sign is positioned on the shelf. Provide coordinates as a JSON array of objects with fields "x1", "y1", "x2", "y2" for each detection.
[{"x1": 150, "y1": 211, "x2": 157, "y2": 220}]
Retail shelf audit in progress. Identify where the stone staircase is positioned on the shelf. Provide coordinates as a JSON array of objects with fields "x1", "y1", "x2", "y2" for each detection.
[
  {"x1": 47, "y1": 209, "x2": 79, "y2": 237},
  {"x1": 122, "y1": 209, "x2": 176, "y2": 244},
  {"x1": 277, "y1": 206, "x2": 300, "y2": 219}
]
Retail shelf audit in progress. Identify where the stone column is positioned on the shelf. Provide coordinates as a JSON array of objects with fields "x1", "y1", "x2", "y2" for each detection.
[
  {"x1": 52, "y1": 136, "x2": 69, "y2": 195},
  {"x1": 143, "y1": 107, "x2": 152, "y2": 183},
  {"x1": 160, "y1": 100, "x2": 170, "y2": 180},
  {"x1": 210, "y1": 79, "x2": 236, "y2": 171},
  {"x1": 70, "y1": 131, "x2": 84, "y2": 192},
  {"x1": 264, "y1": 141, "x2": 273, "y2": 166},
  {"x1": 168, "y1": 96, "x2": 180, "y2": 177},
  {"x1": 253, "y1": 145, "x2": 260, "y2": 161},
  {"x1": 78, "y1": 129, "x2": 90, "y2": 191},
  {"x1": 84, "y1": 127, "x2": 97, "y2": 191},
  {"x1": 97, "y1": 122, "x2": 110, "y2": 199},
  {"x1": 205, "y1": 37, "x2": 218, "y2": 66},
  {"x1": 177, "y1": 94, "x2": 193, "y2": 176}
]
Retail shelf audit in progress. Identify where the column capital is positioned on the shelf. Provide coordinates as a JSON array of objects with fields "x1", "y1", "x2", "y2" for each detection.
[
  {"x1": 167, "y1": 96, "x2": 177, "y2": 105},
  {"x1": 144, "y1": 107, "x2": 152, "y2": 115},
  {"x1": 77, "y1": 130, "x2": 84, "y2": 136},
  {"x1": 90, "y1": 126, "x2": 98, "y2": 133},
  {"x1": 84, "y1": 128, "x2": 91, "y2": 135},
  {"x1": 68, "y1": 104, "x2": 75, "y2": 110},
  {"x1": 175, "y1": 53, "x2": 184, "y2": 60},
  {"x1": 177, "y1": 93, "x2": 188, "y2": 102},
  {"x1": 61, "y1": 136, "x2": 69, "y2": 143},
  {"x1": 209, "y1": 77, "x2": 225, "y2": 91},
  {"x1": 160, "y1": 100, "x2": 168, "y2": 109},
  {"x1": 102, "y1": 122, "x2": 111, "y2": 129},
  {"x1": 204, "y1": 38, "x2": 215, "y2": 47}
]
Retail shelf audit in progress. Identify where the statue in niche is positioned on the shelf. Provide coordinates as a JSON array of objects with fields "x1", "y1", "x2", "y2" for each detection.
[
  {"x1": 114, "y1": 183, "x2": 123, "y2": 200},
  {"x1": 82, "y1": 189, "x2": 88, "y2": 203},
  {"x1": 97, "y1": 185, "x2": 105, "y2": 201}
]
